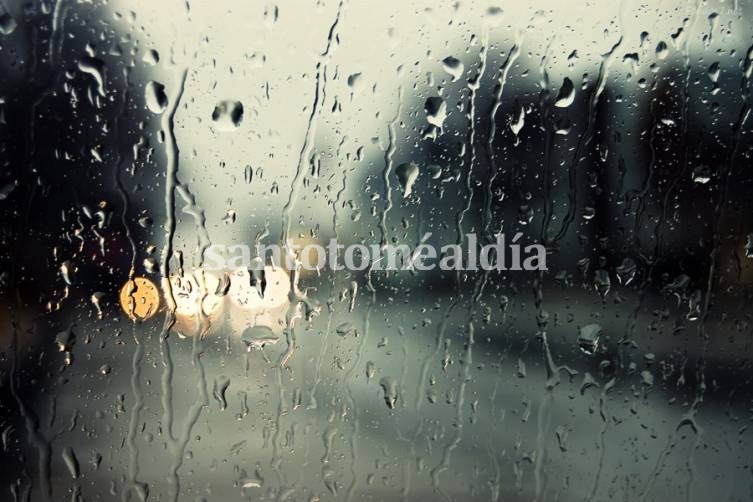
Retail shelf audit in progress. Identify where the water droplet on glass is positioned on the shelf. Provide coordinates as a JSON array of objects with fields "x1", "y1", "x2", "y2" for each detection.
[
  {"x1": 119, "y1": 277, "x2": 160, "y2": 320},
  {"x1": 615, "y1": 258, "x2": 637, "y2": 285},
  {"x1": 424, "y1": 97, "x2": 447, "y2": 128},
  {"x1": 56, "y1": 326, "x2": 75, "y2": 353},
  {"x1": 78, "y1": 57, "x2": 107, "y2": 97},
  {"x1": 335, "y1": 321, "x2": 357, "y2": 337},
  {"x1": 142, "y1": 49, "x2": 160, "y2": 66},
  {"x1": 366, "y1": 361, "x2": 376, "y2": 381},
  {"x1": 577, "y1": 324, "x2": 601, "y2": 355},
  {"x1": 212, "y1": 100, "x2": 244, "y2": 131},
  {"x1": 441, "y1": 56, "x2": 464, "y2": 81},
  {"x1": 91, "y1": 292, "x2": 105, "y2": 319},
  {"x1": 347, "y1": 72, "x2": 363, "y2": 97},
  {"x1": 60, "y1": 260, "x2": 75, "y2": 285},
  {"x1": 745, "y1": 233, "x2": 753, "y2": 258},
  {"x1": 593, "y1": 269, "x2": 611, "y2": 298},
  {"x1": 555, "y1": 426, "x2": 568, "y2": 452},
  {"x1": 0, "y1": 5, "x2": 17, "y2": 35},
  {"x1": 213, "y1": 375, "x2": 231, "y2": 410},
  {"x1": 145, "y1": 81, "x2": 168, "y2": 113},
  {"x1": 518, "y1": 205, "x2": 534, "y2": 225},
  {"x1": 509, "y1": 105, "x2": 525, "y2": 136},
  {"x1": 240, "y1": 469, "x2": 265, "y2": 493},
  {"x1": 640, "y1": 370, "x2": 654, "y2": 387},
  {"x1": 379, "y1": 377, "x2": 398, "y2": 409},
  {"x1": 62, "y1": 447, "x2": 80, "y2": 479},
  {"x1": 223, "y1": 209, "x2": 237, "y2": 224},
  {"x1": 554, "y1": 77, "x2": 575, "y2": 108},
  {"x1": 707, "y1": 62, "x2": 720, "y2": 83},
  {"x1": 554, "y1": 117, "x2": 572, "y2": 135},
  {"x1": 655, "y1": 41, "x2": 669, "y2": 59},
  {"x1": 686, "y1": 289, "x2": 703, "y2": 321},
  {"x1": 692, "y1": 164, "x2": 712, "y2": 184},
  {"x1": 662, "y1": 274, "x2": 690, "y2": 298},
  {"x1": 241, "y1": 325, "x2": 279, "y2": 350},
  {"x1": 395, "y1": 162, "x2": 419, "y2": 198}
]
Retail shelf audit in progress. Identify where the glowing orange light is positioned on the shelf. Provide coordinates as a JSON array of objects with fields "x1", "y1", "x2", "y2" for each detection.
[{"x1": 119, "y1": 277, "x2": 160, "y2": 320}]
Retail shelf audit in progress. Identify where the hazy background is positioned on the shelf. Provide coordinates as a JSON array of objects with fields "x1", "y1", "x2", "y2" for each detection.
[{"x1": 1, "y1": 0, "x2": 753, "y2": 501}]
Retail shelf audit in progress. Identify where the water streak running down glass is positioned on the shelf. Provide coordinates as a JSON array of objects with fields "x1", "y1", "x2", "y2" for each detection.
[{"x1": 1, "y1": 0, "x2": 753, "y2": 501}]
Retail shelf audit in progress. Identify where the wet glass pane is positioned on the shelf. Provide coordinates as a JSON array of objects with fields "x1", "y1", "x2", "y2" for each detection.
[{"x1": 1, "y1": 0, "x2": 753, "y2": 501}]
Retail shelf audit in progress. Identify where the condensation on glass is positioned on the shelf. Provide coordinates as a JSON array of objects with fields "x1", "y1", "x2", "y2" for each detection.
[{"x1": 1, "y1": 0, "x2": 752, "y2": 501}]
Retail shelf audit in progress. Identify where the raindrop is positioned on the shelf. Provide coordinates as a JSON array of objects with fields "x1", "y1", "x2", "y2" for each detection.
[
  {"x1": 55, "y1": 326, "x2": 75, "y2": 353},
  {"x1": 335, "y1": 322, "x2": 357, "y2": 337},
  {"x1": 142, "y1": 49, "x2": 160, "y2": 65},
  {"x1": 554, "y1": 77, "x2": 575, "y2": 108},
  {"x1": 0, "y1": 179, "x2": 18, "y2": 200},
  {"x1": 692, "y1": 164, "x2": 712, "y2": 184},
  {"x1": 91, "y1": 292, "x2": 105, "y2": 319},
  {"x1": 623, "y1": 53, "x2": 639, "y2": 73},
  {"x1": 90, "y1": 147, "x2": 103, "y2": 162},
  {"x1": 686, "y1": 289, "x2": 703, "y2": 321},
  {"x1": 0, "y1": 5, "x2": 17, "y2": 35},
  {"x1": 145, "y1": 81, "x2": 167, "y2": 113},
  {"x1": 395, "y1": 162, "x2": 419, "y2": 198},
  {"x1": 379, "y1": 377, "x2": 398, "y2": 409},
  {"x1": 615, "y1": 258, "x2": 637, "y2": 285},
  {"x1": 662, "y1": 274, "x2": 690, "y2": 298},
  {"x1": 554, "y1": 117, "x2": 571, "y2": 135},
  {"x1": 640, "y1": 370, "x2": 654, "y2": 387},
  {"x1": 213, "y1": 376, "x2": 231, "y2": 411},
  {"x1": 347, "y1": 72, "x2": 363, "y2": 97},
  {"x1": 240, "y1": 468, "x2": 265, "y2": 492},
  {"x1": 518, "y1": 205, "x2": 533, "y2": 225},
  {"x1": 78, "y1": 57, "x2": 107, "y2": 97},
  {"x1": 707, "y1": 62, "x2": 720, "y2": 83},
  {"x1": 580, "y1": 373, "x2": 599, "y2": 394},
  {"x1": 60, "y1": 260, "x2": 75, "y2": 285},
  {"x1": 119, "y1": 277, "x2": 160, "y2": 320},
  {"x1": 441, "y1": 56, "x2": 464, "y2": 81},
  {"x1": 509, "y1": 105, "x2": 525, "y2": 136},
  {"x1": 424, "y1": 97, "x2": 447, "y2": 128},
  {"x1": 223, "y1": 209, "x2": 237, "y2": 224},
  {"x1": 577, "y1": 324, "x2": 601, "y2": 355},
  {"x1": 62, "y1": 447, "x2": 79, "y2": 479},
  {"x1": 241, "y1": 325, "x2": 279, "y2": 350},
  {"x1": 655, "y1": 41, "x2": 669, "y2": 59},
  {"x1": 486, "y1": 6, "x2": 503, "y2": 20},
  {"x1": 555, "y1": 426, "x2": 568, "y2": 452},
  {"x1": 593, "y1": 269, "x2": 611, "y2": 298},
  {"x1": 263, "y1": 3, "x2": 279, "y2": 28},
  {"x1": 212, "y1": 100, "x2": 244, "y2": 131}
]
